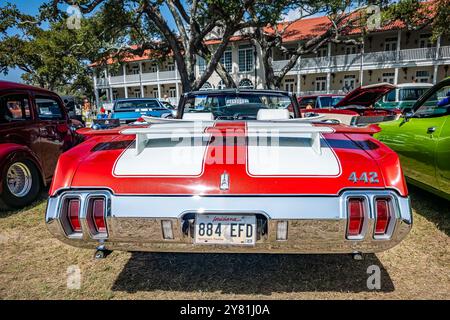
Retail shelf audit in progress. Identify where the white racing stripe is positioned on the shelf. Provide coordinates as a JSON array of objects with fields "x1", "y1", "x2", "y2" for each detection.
[
  {"x1": 246, "y1": 122, "x2": 341, "y2": 177},
  {"x1": 113, "y1": 122, "x2": 212, "y2": 177}
]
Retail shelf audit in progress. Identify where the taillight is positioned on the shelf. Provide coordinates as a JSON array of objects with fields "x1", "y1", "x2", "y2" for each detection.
[
  {"x1": 347, "y1": 198, "x2": 365, "y2": 237},
  {"x1": 66, "y1": 198, "x2": 81, "y2": 233},
  {"x1": 89, "y1": 198, "x2": 106, "y2": 233},
  {"x1": 375, "y1": 198, "x2": 391, "y2": 235}
]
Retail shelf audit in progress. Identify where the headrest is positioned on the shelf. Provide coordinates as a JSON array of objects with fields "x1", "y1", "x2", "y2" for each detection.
[
  {"x1": 182, "y1": 112, "x2": 214, "y2": 121},
  {"x1": 257, "y1": 109, "x2": 290, "y2": 120}
]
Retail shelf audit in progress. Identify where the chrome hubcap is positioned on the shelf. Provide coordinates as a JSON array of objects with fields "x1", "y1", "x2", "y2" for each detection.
[{"x1": 7, "y1": 162, "x2": 32, "y2": 197}]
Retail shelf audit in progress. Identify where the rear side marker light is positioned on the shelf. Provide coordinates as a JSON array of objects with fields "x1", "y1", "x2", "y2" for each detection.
[
  {"x1": 276, "y1": 221, "x2": 288, "y2": 241},
  {"x1": 375, "y1": 199, "x2": 391, "y2": 236},
  {"x1": 347, "y1": 198, "x2": 365, "y2": 237},
  {"x1": 91, "y1": 198, "x2": 107, "y2": 233},
  {"x1": 66, "y1": 199, "x2": 81, "y2": 233},
  {"x1": 162, "y1": 220, "x2": 174, "y2": 240}
]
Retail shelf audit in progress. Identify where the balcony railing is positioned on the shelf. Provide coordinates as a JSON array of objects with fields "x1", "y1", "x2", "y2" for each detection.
[
  {"x1": 95, "y1": 46, "x2": 450, "y2": 87},
  {"x1": 272, "y1": 46, "x2": 450, "y2": 73}
]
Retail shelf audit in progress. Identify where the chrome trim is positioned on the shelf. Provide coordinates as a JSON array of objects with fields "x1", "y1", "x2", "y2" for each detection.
[{"x1": 45, "y1": 189, "x2": 412, "y2": 254}]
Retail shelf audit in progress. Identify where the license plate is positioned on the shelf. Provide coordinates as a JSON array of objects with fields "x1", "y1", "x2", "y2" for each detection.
[{"x1": 195, "y1": 214, "x2": 256, "y2": 245}]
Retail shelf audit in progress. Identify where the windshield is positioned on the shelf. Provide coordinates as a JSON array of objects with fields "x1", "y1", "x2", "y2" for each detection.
[
  {"x1": 319, "y1": 96, "x2": 344, "y2": 108},
  {"x1": 114, "y1": 100, "x2": 161, "y2": 112},
  {"x1": 399, "y1": 88, "x2": 433, "y2": 101},
  {"x1": 183, "y1": 92, "x2": 294, "y2": 120}
]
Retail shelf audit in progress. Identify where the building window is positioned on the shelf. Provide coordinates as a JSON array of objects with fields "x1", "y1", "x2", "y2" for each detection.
[
  {"x1": 220, "y1": 50, "x2": 233, "y2": 73},
  {"x1": 133, "y1": 89, "x2": 141, "y2": 98},
  {"x1": 150, "y1": 64, "x2": 157, "y2": 73},
  {"x1": 239, "y1": 78, "x2": 253, "y2": 88},
  {"x1": 198, "y1": 57, "x2": 206, "y2": 73},
  {"x1": 343, "y1": 75, "x2": 356, "y2": 91},
  {"x1": 384, "y1": 38, "x2": 397, "y2": 51},
  {"x1": 382, "y1": 72, "x2": 395, "y2": 84},
  {"x1": 218, "y1": 80, "x2": 226, "y2": 90},
  {"x1": 113, "y1": 90, "x2": 119, "y2": 100},
  {"x1": 345, "y1": 45, "x2": 357, "y2": 55},
  {"x1": 419, "y1": 34, "x2": 432, "y2": 48},
  {"x1": 416, "y1": 70, "x2": 430, "y2": 83},
  {"x1": 284, "y1": 78, "x2": 295, "y2": 93},
  {"x1": 317, "y1": 47, "x2": 327, "y2": 57},
  {"x1": 169, "y1": 87, "x2": 176, "y2": 98},
  {"x1": 152, "y1": 88, "x2": 159, "y2": 98},
  {"x1": 130, "y1": 65, "x2": 139, "y2": 75},
  {"x1": 167, "y1": 64, "x2": 175, "y2": 71},
  {"x1": 238, "y1": 45, "x2": 254, "y2": 72},
  {"x1": 315, "y1": 76, "x2": 326, "y2": 92}
]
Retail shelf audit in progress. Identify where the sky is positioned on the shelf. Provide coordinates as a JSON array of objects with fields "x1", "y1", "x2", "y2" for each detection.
[{"x1": 0, "y1": 0, "x2": 299, "y2": 83}]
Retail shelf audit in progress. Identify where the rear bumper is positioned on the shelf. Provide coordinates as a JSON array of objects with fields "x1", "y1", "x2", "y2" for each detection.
[{"x1": 46, "y1": 190, "x2": 412, "y2": 254}]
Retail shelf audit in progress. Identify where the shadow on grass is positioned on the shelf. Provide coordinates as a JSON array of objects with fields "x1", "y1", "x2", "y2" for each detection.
[
  {"x1": 112, "y1": 253, "x2": 394, "y2": 294},
  {"x1": 0, "y1": 190, "x2": 48, "y2": 219},
  {"x1": 408, "y1": 184, "x2": 450, "y2": 236}
]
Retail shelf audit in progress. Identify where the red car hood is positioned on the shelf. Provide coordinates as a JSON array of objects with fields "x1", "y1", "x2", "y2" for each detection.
[
  {"x1": 50, "y1": 121, "x2": 406, "y2": 197},
  {"x1": 335, "y1": 83, "x2": 396, "y2": 108}
]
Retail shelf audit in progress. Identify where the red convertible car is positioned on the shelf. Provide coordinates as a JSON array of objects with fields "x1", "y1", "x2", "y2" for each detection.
[
  {"x1": 0, "y1": 81, "x2": 80, "y2": 209},
  {"x1": 46, "y1": 89, "x2": 412, "y2": 258},
  {"x1": 300, "y1": 84, "x2": 402, "y2": 125}
]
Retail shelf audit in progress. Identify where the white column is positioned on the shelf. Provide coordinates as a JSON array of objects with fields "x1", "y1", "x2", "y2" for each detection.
[
  {"x1": 109, "y1": 87, "x2": 113, "y2": 101},
  {"x1": 93, "y1": 74, "x2": 100, "y2": 107},
  {"x1": 297, "y1": 72, "x2": 301, "y2": 95},
  {"x1": 396, "y1": 30, "x2": 402, "y2": 62},
  {"x1": 175, "y1": 82, "x2": 180, "y2": 105},
  {"x1": 156, "y1": 64, "x2": 161, "y2": 99},
  {"x1": 326, "y1": 72, "x2": 331, "y2": 93},
  {"x1": 122, "y1": 64, "x2": 127, "y2": 84},
  {"x1": 433, "y1": 36, "x2": 441, "y2": 84},
  {"x1": 394, "y1": 68, "x2": 399, "y2": 85},
  {"x1": 433, "y1": 65, "x2": 438, "y2": 84},
  {"x1": 139, "y1": 62, "x2": 144, "y2": 97},
  {"x1": 124, "y1": 87, "x2": 128, "y2": 99},
  {"x1": 359, "y1": 44, "x2": 364, "y2": 86}
]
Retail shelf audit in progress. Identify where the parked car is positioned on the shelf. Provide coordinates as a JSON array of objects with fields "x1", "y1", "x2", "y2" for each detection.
[
  {"x1": 298, "y1": 94, "x2": 345, "y2": 109},
  {"x1": 46, "y1": 89, "x2": 412, "y2": 258},
  {"x1": 0, "y1": 81, "x2": 81, "y2": 209},
  {"x1": 300, "y1": 83, "x2": 401, "y2": 125},
  {"x1": 375, "y1": 83, "x2": 434, "y2": 110},
  {"x1": 61, "y1": 95, "x2": 83, "y2": 123},
  {"x1": 111, "y1": 98, "x2": 175, "y2": 124},
  {"x1": 375, "y1": 77, "x2": 450, "y2": 200}
]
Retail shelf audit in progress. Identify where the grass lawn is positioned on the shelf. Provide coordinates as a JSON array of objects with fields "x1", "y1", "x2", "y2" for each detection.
[{"x1": 0, "y1": 186, "x2": 448, "y2": 299}]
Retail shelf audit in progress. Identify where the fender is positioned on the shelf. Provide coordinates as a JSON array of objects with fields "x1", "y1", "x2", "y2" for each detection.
[{"x1": 0, "y1": 143, "x2": 46, "y2": 194}]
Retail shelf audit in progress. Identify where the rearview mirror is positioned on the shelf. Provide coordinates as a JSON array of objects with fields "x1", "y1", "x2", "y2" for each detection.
[{"x1": 402, "y1": 108, "x2": 414, "y2": 122}]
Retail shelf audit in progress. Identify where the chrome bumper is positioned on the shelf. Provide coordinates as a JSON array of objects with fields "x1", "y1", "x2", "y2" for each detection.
[{"x1": 46, "y1": 190, "x2": 412, "y2": 254}]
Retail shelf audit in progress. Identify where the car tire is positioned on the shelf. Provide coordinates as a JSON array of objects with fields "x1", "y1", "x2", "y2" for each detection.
[{"x1": 0, "y1": 159, "x2": 41, "y2": 210}]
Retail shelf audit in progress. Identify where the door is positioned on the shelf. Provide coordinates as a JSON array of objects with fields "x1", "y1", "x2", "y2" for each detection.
[
  {"x1": 33, "y1": 94, "x2": 72, "y2": 180},
  {"x1": 436, "y1": 116, "x2": 450, "y2": 196},
  {"x1": 377, "y1": 83, "x2": 449, "y2": 191},
  {"x1": 0, "y1": 92, "x2": 40, "y2": 155}
]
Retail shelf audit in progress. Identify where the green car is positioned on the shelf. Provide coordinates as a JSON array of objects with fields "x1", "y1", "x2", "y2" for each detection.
[
  {"x1": 375, "y1": 78, "x2": 450, "y2": 200},
  {"x1": 376, "y1": 83, "x2": 435, "y2": 110}
]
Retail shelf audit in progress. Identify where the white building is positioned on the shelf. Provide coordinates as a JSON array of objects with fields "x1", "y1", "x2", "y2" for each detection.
[{"x1": 92, "y1": 14, "x2": 450, "y2": 106}]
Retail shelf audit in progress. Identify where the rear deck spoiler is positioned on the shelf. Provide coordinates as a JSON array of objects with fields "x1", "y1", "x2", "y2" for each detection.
[{"x1": 121, "y1": 122, "x2": 335, "y2": 156}]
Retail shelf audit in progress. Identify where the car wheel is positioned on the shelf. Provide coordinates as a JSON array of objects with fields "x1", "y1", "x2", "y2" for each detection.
[{"x1": 0, "y1": 159, "x2": 41, "y2": 210}]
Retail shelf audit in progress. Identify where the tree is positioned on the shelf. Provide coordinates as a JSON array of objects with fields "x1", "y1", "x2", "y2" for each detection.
[
  {"x1": 48, "y1": 0, "x2": 291, "y2": 92},
  {"x1": 0, "y1": 3, "x2": 96, "y2": 95}
]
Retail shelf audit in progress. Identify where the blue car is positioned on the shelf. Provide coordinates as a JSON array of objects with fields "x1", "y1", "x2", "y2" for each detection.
[{"x1": 111, "y1": 98, "x2": 175, "y2": 123}]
